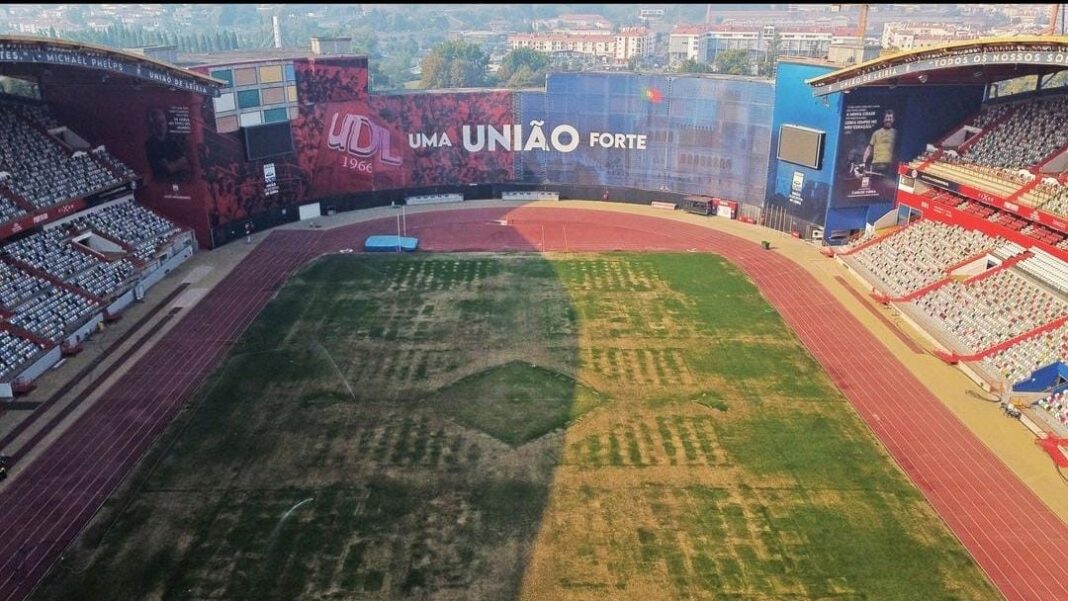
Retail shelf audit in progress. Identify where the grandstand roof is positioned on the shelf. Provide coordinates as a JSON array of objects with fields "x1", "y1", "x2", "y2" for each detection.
[
  {"x1": 0, "y1": 35, "x2": 224, "y2": 96},
  {"x1": 807, "y1": 36, "x2": 1068, "y2": 97}
]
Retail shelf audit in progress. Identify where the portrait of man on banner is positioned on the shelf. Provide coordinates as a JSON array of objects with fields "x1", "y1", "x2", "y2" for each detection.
[
  {"x1": 144, "y1": 107, "x2": 191, "y2": 182},
  {"x1": 836, "y1": 101, "x2": 904, "y2": 205},
  {"x1": 862, "y1": 109, "x2": 898, "y2": 177}
]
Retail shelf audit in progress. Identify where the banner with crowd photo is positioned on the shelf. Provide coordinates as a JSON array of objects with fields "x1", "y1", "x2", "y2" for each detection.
[
  {"x1": 194, "y1": 64, "x2": 778, "y2": 236},
  {"x1": 193, "y1": 57, "x2": 371, "y2": 229},
  {"x1": 197, "y1": 101, "x2": 309, "y2": 229},
  {"x1": 831, "y1": 96, "x2": 907, "y2": 207},
  {"x1": 294, "y1": 70, "x2": 774, "y2": 204},
  {"x1": 295, "y1": 56, "x2": 369, "y2": 105},
  {"x1": 292, "y1": 91, "x2": 517, "y2": 199},
  {"x1": 520, "y1": 73, "x2": 774, "y2": 202}
]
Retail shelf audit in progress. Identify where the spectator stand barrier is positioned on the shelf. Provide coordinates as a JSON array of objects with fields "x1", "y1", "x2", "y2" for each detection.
[
  {"x1": 405, "y1": 193, "x2": 464, "y2": 206},
  {"x1": 501, "y1": 191, "x2": 559, "y2": 202}
]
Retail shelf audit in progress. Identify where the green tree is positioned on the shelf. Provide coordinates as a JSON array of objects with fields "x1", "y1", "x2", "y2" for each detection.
[
  {"x1": 349, "y1": 26, "x2": 380, "y2": 57},
  {"x1": 678, "y1": 57, "x2": 711, "y2": 74},
  {"x1": 497, "y1": 47, "x2": 550, "y2": 88},
  {"x1": 759, "y1": 31, "x2": 781, "y2": 77},
  {"x1": 380, "y1": 45, "x2": 418, "y2": 88},
  {"x1": 369, "y1": 62, "x2": 393, "y2": 91},
  {"x1": 714, "y1": 49, "x2": 750, "y2": 76},
  {"x1": 449, "y1": 59, "x2": 481, "y2": 87},
  {"x1": 419, "y1": 40, "x2": 489, "y2": 88}
]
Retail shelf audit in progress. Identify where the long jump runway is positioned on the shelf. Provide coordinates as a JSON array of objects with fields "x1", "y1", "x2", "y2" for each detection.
[{"x1": 1, "y1": 206, "x2": 1065, "y2": 601}]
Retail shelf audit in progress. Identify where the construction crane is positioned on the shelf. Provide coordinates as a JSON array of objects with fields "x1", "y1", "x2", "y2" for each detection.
[
  {"x1": 1048, "y1": 3, "x2": 1064, "y2": 36},
  {"x1": 831, "y1": 4, "x2": 870, "y2": 44}
]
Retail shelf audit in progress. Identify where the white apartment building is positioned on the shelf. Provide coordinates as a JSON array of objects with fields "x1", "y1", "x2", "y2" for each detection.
[
  {"x1": 615, "y1": 27, "x2": 654, "y2": 62},
  {"x1": 509, "y1": 33, "x2": 616, "y2": 59},
  {"x1": 695, "y1": 24, "x2": 839, "y2": 64},
  {"x1": 669, "y1": 25, "x2": 711, "y2": 64},
  {"x1": 881, "y1": 22, "x2": 976, "y2": 50},
  {"x1": 509, "y1": 27, "x2": 652, "y2": 63}
]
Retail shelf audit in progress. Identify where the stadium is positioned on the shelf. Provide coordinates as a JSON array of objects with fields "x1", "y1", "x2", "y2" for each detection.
[{"x1": 0, "y1": 31, "x2": 1066, "y2": 601}]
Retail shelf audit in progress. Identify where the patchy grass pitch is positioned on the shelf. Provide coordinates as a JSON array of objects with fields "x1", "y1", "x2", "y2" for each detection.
[{"x1": 37, "y1": 253, "x2": 997, "y2": 601}]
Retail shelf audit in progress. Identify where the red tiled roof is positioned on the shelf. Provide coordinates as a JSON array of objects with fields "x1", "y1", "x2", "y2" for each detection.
[{"x1": 671, "y1": 24, "x2": 713, "y2": 35}]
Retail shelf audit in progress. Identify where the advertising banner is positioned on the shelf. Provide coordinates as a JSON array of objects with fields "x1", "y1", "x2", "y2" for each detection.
[
  {"x1": 833, "y1": 97, "x2": 906, "y2": 206},
  {"x1": 789, "y1": 171, "x2": 805, "y2": 205},
  {"x1": 144, "y1": 105, "x2": 193, "y2": 182},
  {"x1": 523, "y1": 73, "x2": 773, "y2": 202},
  {"x1": 293, "y1": 91, "x2": 518, "y2": 199}
]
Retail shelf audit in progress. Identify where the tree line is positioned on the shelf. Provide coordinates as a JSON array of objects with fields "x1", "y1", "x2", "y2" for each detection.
[
  {"x1": 57, "y1": 24, "x2": 244, "y2": 54},
  {"x1": 420, "y1": 42, "x2": 554, "y2": 90}
]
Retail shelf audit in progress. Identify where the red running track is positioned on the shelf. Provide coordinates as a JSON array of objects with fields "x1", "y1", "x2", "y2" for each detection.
[{"x1": 2, "y1": 206, "x2": 1067, "y2": 601}]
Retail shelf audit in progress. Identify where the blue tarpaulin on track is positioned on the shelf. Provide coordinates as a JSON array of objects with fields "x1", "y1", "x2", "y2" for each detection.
[{"x1": 365, "y1": 235, "x2": 419, "y2": 252}]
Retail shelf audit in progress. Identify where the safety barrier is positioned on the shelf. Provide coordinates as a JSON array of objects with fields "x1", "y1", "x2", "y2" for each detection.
[
  {"x1": 501, "y1": 191, "x2": 559, "y2": 201},
  {"x1": 406, "y1": 193, "x2": 464, "y2": 206}
]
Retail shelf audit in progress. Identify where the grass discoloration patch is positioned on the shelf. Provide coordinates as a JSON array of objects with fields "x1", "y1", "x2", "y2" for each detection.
[
  {"x1": 37, "y1": 253, "x2": 998, "y2": 601},
  {"x1": 433, "y1": 360, "x2": 605, "y2": 446}
]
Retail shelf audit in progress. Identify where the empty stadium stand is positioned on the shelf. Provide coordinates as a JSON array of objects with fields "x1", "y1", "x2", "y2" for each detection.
[
  {"x1": 911, "y1": 268, "x2": 1066, "y2": 354},
  {"x1": 1019, "y1": 249, "x2": 1068, "y2": 295},
  {"x1": 0, "y1": 96, "x2": 196, "y2": 396},
  {"x1": 68, "y1": 201, "x2": 183, "y2": 262},
  {"x1": 0, "y1": 198, "x2": 194, "y2": 397},
  {"x1": 3, "y1": 229, "x2": 135, "y2": 299},
  {"x1": 1042, "y1": 186, "x2": 1068, "y2": 218},
  {"x1": 980, "y1": 323, "x2": 1068, "y2": 387},
  {"x1": 9, "y1": 287, "x2": 98, "y2": 343},
  {"x1": 0, "y1": 330, "x2": 42, "y2": 382},
  {"x1": 964, "y1": 95, "x2": 1068, "y2": 170},
  {"x1": 0, "y1": 101, "x2": 135, "y2": 226},
  {"x1": 877, "y1": 91, "x2": 1068, "y2": 392},
  {"x1": 840, "y1": 212, "x2": 1068, "y2": 391},
  {"x1": 910, "y1": 92, "x2": 1068, "y2": 226},
  {"x1": 1032, "y1": 389, "x2": 1068, "y2": 430},
  {"x1": 844, "y1": 220, "x2": 999, "y2": 297}
]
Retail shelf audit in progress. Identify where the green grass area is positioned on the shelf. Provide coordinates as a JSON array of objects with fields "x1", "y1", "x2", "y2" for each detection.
[{"x1": 36, "y1": 253, "x2": 998, "y2": 601}]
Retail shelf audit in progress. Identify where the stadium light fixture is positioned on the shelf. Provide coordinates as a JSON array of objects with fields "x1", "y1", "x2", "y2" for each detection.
[{"x1": 918, "y1": 73, "x2": 929, "y2": 84}]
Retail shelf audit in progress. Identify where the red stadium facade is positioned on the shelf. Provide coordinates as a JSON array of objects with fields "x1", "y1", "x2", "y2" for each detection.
[
  {"x1": 0, "y1": 43, "x2": 528, "y2": 248},
  {"x1": 3, "y1": 37, "x2": 780, "y2": 248}
]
